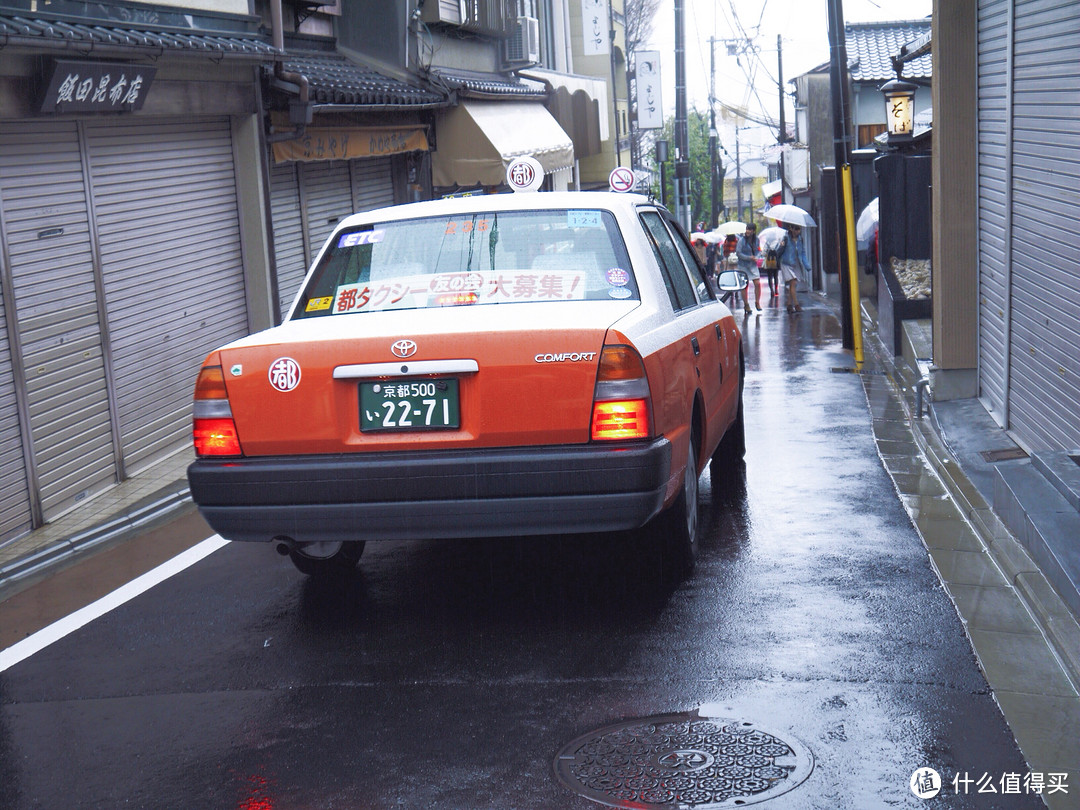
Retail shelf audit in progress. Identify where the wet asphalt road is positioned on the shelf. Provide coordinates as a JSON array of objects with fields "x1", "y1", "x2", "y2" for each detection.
[{"x1": 0, "y1": 296, "x2": 1038, "y2": 809}]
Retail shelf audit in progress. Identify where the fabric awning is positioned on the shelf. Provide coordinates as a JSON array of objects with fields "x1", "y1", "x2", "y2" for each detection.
[
  {"x1": 432, "y1": 100, "x2": 574, "y2": 187},
  {"x1": 521, "y1": 68, "x2": 609, "y2": 153}
]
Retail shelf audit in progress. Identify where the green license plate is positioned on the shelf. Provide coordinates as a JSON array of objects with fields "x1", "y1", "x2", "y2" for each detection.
[{"x1": 360, "y1": 379, "x2": 460, "y2": 432}]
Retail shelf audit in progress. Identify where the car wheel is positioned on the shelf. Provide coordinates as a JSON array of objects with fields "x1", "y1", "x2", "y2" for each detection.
[
  {"x1": 646, "y1": 437, "x2": 700, "y2": 582},
  {"x1": 287, "y1": 540, "x2": 365, "y2": 577}
]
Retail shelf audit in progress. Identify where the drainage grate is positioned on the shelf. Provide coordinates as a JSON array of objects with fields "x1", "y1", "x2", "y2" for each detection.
[
  {"x1": 829, "y1": 367, "x2": 885, "y2": 375},
  {"x1": 979, "y1": 448, "x2": 1029, "y2": 462},
  {"x1": 554, "y1": 712, "x2": 813, "y2": 808}
]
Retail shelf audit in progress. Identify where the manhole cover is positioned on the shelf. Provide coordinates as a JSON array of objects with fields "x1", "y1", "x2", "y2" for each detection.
[{"x1": 554, "y1": 712, "x2": 813, "y2": 808}]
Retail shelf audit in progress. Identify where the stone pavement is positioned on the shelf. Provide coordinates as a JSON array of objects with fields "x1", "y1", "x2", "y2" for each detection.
[{"x1": 856, "y1": 299, "x2": 1079, "y2": 810}]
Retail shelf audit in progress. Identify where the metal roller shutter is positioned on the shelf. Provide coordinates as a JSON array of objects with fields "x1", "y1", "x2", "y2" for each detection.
[
  {"x1": 269, "y1": 156, "x2": 397, "y2": 320},
  {"x1": 977, "y1": 0, "x2": 1011, "y2": 426},
  {"x1": 0, "y1": 273, "x2": 33, "y2": 541},
  {"x1": 352, "y1": 156, "x2": 396, "y2": 213},
  {"x1": 301, "y1": 160, "x2": 354, "y2": 264},
  {"x1": 270, "y1": 161, "x2": 307, "y2": 320},
  {"x1": 1006, "y1": 0, "x2": 1080, "y2": 449},
  {"x1": 85, "y1": 117, "x2": 249, "y2": 473},
  {"x1": 0, "y1": 122, "x2": 117, "y2": 521}
]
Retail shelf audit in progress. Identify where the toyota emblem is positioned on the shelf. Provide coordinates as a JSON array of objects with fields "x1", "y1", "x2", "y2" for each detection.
[{"x1": 391, "y1": 339, "x2": 417, "y2": 358}]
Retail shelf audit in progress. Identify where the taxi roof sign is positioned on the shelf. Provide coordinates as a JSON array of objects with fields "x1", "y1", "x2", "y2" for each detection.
[{"x1": 507, "y1": 156, "x2": 544, "y2": 192}]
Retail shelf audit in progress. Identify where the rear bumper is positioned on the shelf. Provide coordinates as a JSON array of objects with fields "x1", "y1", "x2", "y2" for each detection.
[{"x1": 187, "y1": 439, "x2": 671, "y2": 544}]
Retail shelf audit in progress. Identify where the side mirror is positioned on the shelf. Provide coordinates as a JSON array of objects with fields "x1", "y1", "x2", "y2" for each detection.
[{"x1": 716, "y1": 269, "x2": 749, "y2": 292}]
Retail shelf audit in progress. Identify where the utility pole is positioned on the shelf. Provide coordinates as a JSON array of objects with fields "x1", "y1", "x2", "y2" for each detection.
[
  {"x1": 827, "y1": 0, "x2": 863, "y2": 359},
  {"x1": 609, "y1": 0, "x2": 622, "y2": 167},
  {"x1": 777, "y1": 34, "x2": 786, "y2": 144},
  {"x1": 673, "y1": 0, "x2": 690, "y2": 230},
  {"x1": 735, "y1": 127, "x2": 742, "y2": 222},
  {"x1": 709, "y1": 37, "x2": 718, "y2": 229}
]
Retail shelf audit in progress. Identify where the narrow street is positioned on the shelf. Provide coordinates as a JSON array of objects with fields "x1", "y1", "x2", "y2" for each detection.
[{"x1": 0, "y1": 293, "x2": 1043, "y2": 809}]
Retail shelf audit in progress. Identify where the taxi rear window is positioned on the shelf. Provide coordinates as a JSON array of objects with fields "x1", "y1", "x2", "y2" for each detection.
[{"x1": 292, "y1": 208, "x2": 637, "y2": 318}]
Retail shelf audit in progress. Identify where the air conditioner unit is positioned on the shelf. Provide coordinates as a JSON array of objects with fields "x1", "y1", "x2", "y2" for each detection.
[{"x1": 504, "y1": 15, "x2": 540, "y2": 66}]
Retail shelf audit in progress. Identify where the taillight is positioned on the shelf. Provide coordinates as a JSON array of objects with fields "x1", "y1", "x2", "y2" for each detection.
[
  {"x1": 193, "y1": 365, "x2": 241, "y2": 457},
  {"x1": 591, "y1": 345, "x2": 651, "y2": 441}
]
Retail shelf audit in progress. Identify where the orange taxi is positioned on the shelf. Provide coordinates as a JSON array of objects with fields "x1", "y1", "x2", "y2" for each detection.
[{"x1": 187, "y1": 191, "x2": 745, "y2": 577}]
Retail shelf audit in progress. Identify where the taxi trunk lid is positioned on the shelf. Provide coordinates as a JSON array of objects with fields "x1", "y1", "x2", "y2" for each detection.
[{"x1": 215, "y1": 301, "x2": 638, "y2": 456}]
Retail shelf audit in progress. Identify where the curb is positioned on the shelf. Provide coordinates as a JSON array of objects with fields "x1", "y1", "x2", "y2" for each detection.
[{"x1": 0, "y1": 487, "x2": 193, "y2": 595}]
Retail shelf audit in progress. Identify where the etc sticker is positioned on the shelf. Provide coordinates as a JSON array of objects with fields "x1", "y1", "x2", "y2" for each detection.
[
  {"x1": 606, "y1": 267, "x2": 629, "y2": 287},
  {"x1": 306, "y1": 296, "x2": 333, "y2": 312},
  {"x1": 567, "y1": 210, "x2": 603, "y2": 229},
  {"x1": 268, "y1": 357, "x2": 301, "y2": 392},
  {"x1": 608, "y1": 287, "x2": 632, "y2": 300},
  {"x1": 337, "y1": 230, "x2": 384, "y2": 248}
]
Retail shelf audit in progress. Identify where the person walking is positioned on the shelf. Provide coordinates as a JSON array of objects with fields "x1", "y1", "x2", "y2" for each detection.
[
  {"x1": 777, "y1": 223, "x2": 810, "y2": 313},
  {"x1": 736, "y1": 223, "x2": 762, "y2": 315}
]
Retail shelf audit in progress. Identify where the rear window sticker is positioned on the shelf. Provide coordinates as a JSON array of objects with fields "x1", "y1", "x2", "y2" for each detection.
[
  {"x1": 305, "y1": 296, "x2": 334, "y2": 312},
  {"x1": 606, "y1": 268, "x2": 630, "y2": 287},
  {"x1": 268, "y1": 357, "x2": 301, "y2": 392},
  {"x1": 334, "y1": 271, "x2": 589, "y2": 314},
  {"x1": 567, "y1": 210, "x2": 603, "y2": 229},
  {"x1": 337, "y1": 230, "x2": 385, "y2": 248},
  {"x1": 608, "y1": 287, "x2": 633, "y2": 300}
]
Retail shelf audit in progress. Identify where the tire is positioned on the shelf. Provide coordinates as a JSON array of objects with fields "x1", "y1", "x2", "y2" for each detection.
[
  {"x1": 287, "y1": 540, "x2": 365, "y2": 577},
  {"x1": 646, "y1": 437, "x2": 700, "y2": 582}
]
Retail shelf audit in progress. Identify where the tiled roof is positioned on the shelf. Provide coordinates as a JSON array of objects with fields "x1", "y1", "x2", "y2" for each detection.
[
  {"x1": 0, "y1": 13, "x2": 277, "y2": 58},
  {"x1": 430, "y1": 68, "x2": 547, "y2": 99},
  {"x1": 284, "y1": 51, "x2": 447, "y2": 107},
  {"x1": 845, "y1": 19, "x2": 932, "y2": 82}
]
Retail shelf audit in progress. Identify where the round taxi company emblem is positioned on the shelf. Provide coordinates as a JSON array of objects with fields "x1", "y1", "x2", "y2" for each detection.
[
  {"x1": 506, "y1": 156, "x2": 544, "y2": 193},
  {"x1": 608, "y1": 166, "x2": 636, "y2": 193},
  {"x1": 391, "y1": 339, "x2": 417, "y2": 359},
  {"x1": 268, "y1": 357, "x2": 301, "y2": 392}
]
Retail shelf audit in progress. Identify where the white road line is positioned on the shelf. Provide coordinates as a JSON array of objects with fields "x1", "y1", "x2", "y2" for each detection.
[{"x1": 0, "y1": 535, "x2": 229, "y2": 673}]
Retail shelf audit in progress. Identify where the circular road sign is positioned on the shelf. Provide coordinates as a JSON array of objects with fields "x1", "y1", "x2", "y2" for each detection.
[{"x1": 609, "y1": 166, "x2": 636, "y2": 193}]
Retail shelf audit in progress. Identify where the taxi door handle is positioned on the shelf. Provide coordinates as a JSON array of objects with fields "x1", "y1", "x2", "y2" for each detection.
[{"x1": 691, "y1": 337, "x2": 700, "y2": 356}]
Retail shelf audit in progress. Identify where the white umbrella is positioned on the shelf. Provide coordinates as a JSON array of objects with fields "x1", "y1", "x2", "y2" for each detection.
[
  {"x1": 710, "y1": 221, "x2": 746, "y2": 238},
  {"x1": 758, "y1": 226, "x2": 788, "y2": 251},
  {"x1": 856, "y1": 197, "x2": 879, "y2": 248},
  {"x1": 763, "y1": 204, "x2": 816, "y2": 228},
  {"x1": 690, "y1": 231, "x2": 711, "y2": 244}
]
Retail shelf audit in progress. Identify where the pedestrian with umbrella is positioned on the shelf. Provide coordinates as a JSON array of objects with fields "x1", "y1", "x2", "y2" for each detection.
[
  {"x1": 764, "y1": 205, "x2": 816, "y2": 313},
  {"x1": 736, "y1": 223, "x2": 762, "y2": 315},
  {"x1": 757, "y1": 225, "x2": 788, "y2": 299}
]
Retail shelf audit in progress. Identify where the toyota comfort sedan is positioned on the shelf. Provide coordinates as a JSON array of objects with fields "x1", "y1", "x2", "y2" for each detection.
[{"x1": 187, "y1": 192, "x2": 745, "y2": 578}]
